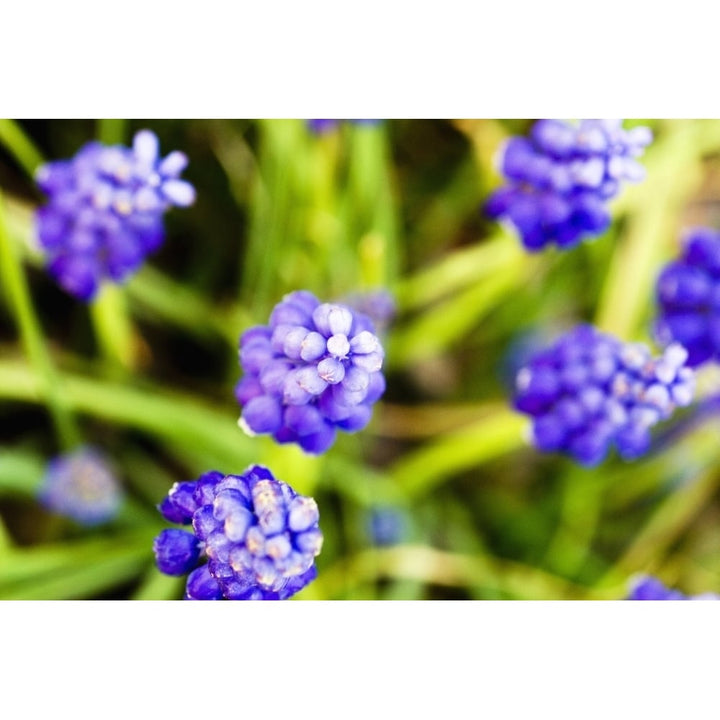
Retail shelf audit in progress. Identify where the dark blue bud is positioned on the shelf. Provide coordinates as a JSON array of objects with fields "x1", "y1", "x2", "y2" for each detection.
[{"x1": 153, "y1": 529, "x2": 201, "y2": 575}]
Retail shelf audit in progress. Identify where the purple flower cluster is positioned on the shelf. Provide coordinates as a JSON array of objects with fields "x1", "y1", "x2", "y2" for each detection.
[
  {"x1": 236, "y1": 290, "x2": 386, "y2": 454},
  {"x1": 655, "y1": 227, "x2": 720, "y2": 368},
  {"x1": 485, "y1": 119, "x2": 652, "y2": 251},
  {"x1": 341, "y1": 289, "x2": 397, "y2": 334},
  {"x1": 307, "y1": 119, "x2": 381, "y2": 134},
  {"x1": 38, "y1": 447, "x2": 122, "y2": 526},
  {"x1": 627, "y1": 575, "x2": 719, "y2": 600},
  {"x1": 153, "y1": 465, "x2": 323, "y2": 600},
  {"x1": 513, "y1": 325, "x2": 694, "y2": 466},
  {"x1": 367, "y1": 506, "x2": 408, "y2": 547},
  {"x1": 35, "y1": 129, "x2": 195, "y2": 301}
]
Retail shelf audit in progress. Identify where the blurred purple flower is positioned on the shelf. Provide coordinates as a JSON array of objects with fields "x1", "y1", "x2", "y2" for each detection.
[
  {"x1": 367, "y1": 506, "x2": 408, "y2": 546},
  {"x1": 35, "y1": 129, "x2": 195, "y2": 301},
  {"x1": 153, "y1": 465, "x2": 323, "y2": 600},
  {"x1": 485, "y1": 119, "x2": 652, "y2": 251},
  {"x1": 306, "y1": 119, "x2": 382, "y2": 134},
  {"x1": 627, "y1": 575, "x2": 719, "y2": 600},
  {"x1": 655, "y1": 227, "x2": 720, "y2": 368},
  {"x1": 307, "y1": 119, "x2": 340, "y2": 134},
  {"x1": 513, "y1": 324, "x2": 694, "y2": 466},
  {"x1": 38, "y1": 446, "x2": 122, "y2": 526},
  {"x1": 340, "y1": 289, "x2": 396, "y2": 334}
]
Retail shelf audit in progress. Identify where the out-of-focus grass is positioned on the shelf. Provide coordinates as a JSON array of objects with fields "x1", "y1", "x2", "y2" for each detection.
[{"x1": 1, "y1": 118, "x2": 720, "y2": 600}]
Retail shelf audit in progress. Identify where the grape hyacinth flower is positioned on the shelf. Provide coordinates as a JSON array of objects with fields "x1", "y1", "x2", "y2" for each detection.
[
  {"x1": 513, "y1": 324, "x2": 695, "y2": 466},
  {"x1": 655, "y1": 227, "x2": 720, "y2": 368},
  {"x1": 306, "y1": 119, "x2": 382, "y2": 134},
  {"x1": 236, "y1": 290, "x2": 386, "y2": 454},
  {"x1": 485, "y1": 119, "x2": 652, "y2": 251},
  {"x1": 366, "y1": 506, "x2": 408, "y2": 547},
  {"x1": 341, "y1": 289, "x2": 397, "y2": 334},
  {"x1": 38, "y1": 447, "x2": 122, "y2": 525},
  {"x1": 307, "y1": 119, "x2": 340, "y2": 134},
  {"x1": 153, "y1": 465, "x2": 323, "y2": 600},
  {"x1": 35, "y1": 129, "x2": 195, "y2": 301},
  {"x1": 627, "y1": 575, "x2": 719, "y2": 600}
]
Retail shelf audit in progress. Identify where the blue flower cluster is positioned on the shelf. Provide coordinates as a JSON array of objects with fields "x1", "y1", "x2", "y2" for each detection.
[
  {"x1": 627, "y1": 575, "x2": 719, "y2": 600},
  {"x1": 307, "y1": 119, "x2": 381, "y2": 134},
  {"x1": 367, "y1": 506, "x2": 408, "y2": 546},
  {"x1": 513, "y1": 325, "x2": 695, "y2": 466},
  {"x1": 38, "y1": 447, "x2": 122, "y2": 525},
  {"x1": 153, "y1": 465, "x2": 323, "y2": 600},
  {"x1": 655, "y1": 227, "x2": 720, "y2": 368},
  {"x1": 236, "y1": 290, "x2": 386, "y2": 454},
  {"x1": 35, "y1": 129, "x2": 195, "y2": 301},
  {"x1": 341, "y1": 289, "x2": 397, "y2": 335},
  {"x1": 485, "y1": 119, "x2": 652, "y2": 251}
]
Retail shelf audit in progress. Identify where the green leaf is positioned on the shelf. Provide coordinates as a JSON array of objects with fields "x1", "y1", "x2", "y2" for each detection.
[{"x1": 389, "y1": 406, "x2": 527, "y2": 497}]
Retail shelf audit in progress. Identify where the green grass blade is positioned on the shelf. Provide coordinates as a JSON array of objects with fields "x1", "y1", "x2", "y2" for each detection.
[
  {"x1": 0, "y1": 191, "x2": 80, "y2": 448},
  {"x1": 0, "y1": 119, "x2": 45, "y2": 178},
  {"x1": 389, "y1": 407, "x2": 527, "y2": 498}
]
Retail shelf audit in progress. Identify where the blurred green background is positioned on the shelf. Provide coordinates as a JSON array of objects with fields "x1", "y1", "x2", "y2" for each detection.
[{"x1": 1, "y1": 118, "x2": 720, "y2": 600}]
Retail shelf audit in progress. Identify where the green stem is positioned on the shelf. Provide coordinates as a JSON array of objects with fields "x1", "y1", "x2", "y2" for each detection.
[
  {"x1": 89, "y1": 119, "x2": 138, "y2": 373},
  {"x1": 129, "y1": 263, "x2": 248, "y2": 347},
  {"x1": 0, "y1": 359, "x2": 255, "y2": 472},
  {"x1": 387, "y1": 250, "x2": 530, "y2": 369},
  {"x1": 599, "y1": 462, "x2": 720, "y2": 587},
  {"x1": 0, "y1": 191, "x2": 80, "y2": 448},
  {"x1": 244, "y1": 119, "x2": 301, "y2": 314},
  {"x1": 0, "y1": 119, "x2": 45, "y2": 179},
  {"x1": 388, "y1": 407, "x2": 527, "y2": 498},
  {"x1": 304, "y1": 544, "x2": 606, "y2": 600},
  {"x1": 595, "y1": 120, "x2": 708, "y2": 339},
  {"x1": 0, "y1": 531, "x2": 153, "y2": 600},
  {"x1": 131, "y1": 567, "x2": 185, "y2": 600},
  {"x1": 346, "y1": 122, "x2": 402, "y2": 289},
  {"x1": 542, "y1": 469, "x2": 605, "y2": 579},
  {"x1": 394, "y1": 229, "x2": 521, "y2": 312},
  {"x1": 97, "y1": 118, "x2": 127, "y2": 146},
  {"x1": 89, "y1": 283, "x2": 138, "y2": 373}
]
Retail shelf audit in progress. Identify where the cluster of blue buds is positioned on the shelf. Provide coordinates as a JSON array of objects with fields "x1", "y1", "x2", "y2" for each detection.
[
  {"x1": 153, "y1": 465, "x2": 323, "y2": 600},
  {"x1": 655, "y1": 227, "x2": 720, "y2": 368},
  {"x1": 235, "y1": 290, "x2": 386, "y2": 454},
  {"x1": 35, "y1": 129, "x2": 195, "y2": 301},
  {"x1": 485, "y1": 119, "x2": 652, "y2": 251},
  {"x1": 38, "y1": 447, "x2": 122, "y2": 525},
  {"x1": 513, "y1": 325, "x2": 694, "y2": 466},
  {"x1": 627, "y1": 575, "x2": 719, "y2": 600}
]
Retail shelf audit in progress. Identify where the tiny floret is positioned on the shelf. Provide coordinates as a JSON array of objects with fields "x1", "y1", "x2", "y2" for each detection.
[
  {"x1": 35, "y1": 129, "x2": 195, "y2": 301},
  {"x1": 366, "y1": 506, "x2": 409, "y2": 547},
  {"x1": 341, "y1": 289, "x2": 397, "y2": 334},
  {"x1": 306, "y1": 119, "x2": 382, "y2": 134},
  {"x1": 655, "y1": 227, "x2": 720, "y2": 367},
  {"x1": 485, "y1": 119, "x2": 652, "y2": 251},
  {"x1": 236, "y1": 290, "x2": 386, "y2": 454},
  {"x1": 627, "y1": 575, "x2": 719, "y2": 600},
  {"x1": 512, "y1": 325, "x2": 694, "y2": 466},
  {"x1": 153, "y1": 466, "x2": 323, "y2": 600},
  {"x1": 38, "y1": 447, "x2": 122, "y2": 525}
]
